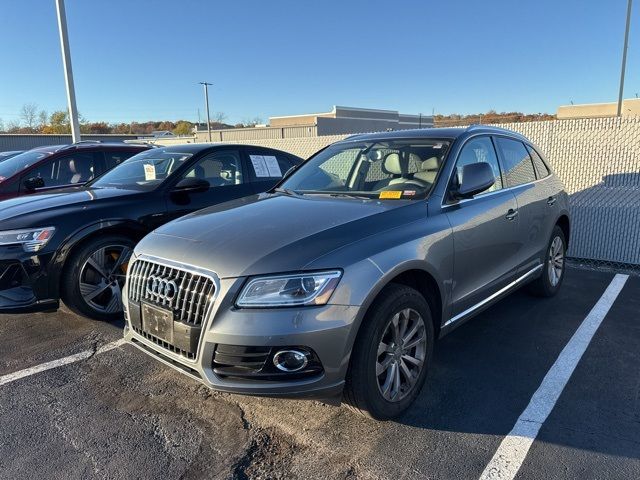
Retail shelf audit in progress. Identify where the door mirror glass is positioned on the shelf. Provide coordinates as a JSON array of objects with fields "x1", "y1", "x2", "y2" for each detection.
[
  {"x1": 172, "y1": 177, "x2": 210, "y2": 193},
  {"x1": 456, "y1": 162, "x2": 495, "y2": 198},
  {"x1": 23, "y1": 176, "x2": 45, "y2": 191}
]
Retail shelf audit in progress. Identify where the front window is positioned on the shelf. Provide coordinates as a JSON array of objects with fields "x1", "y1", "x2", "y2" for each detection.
[
  {"x1": 90, "y1": 149, "x2": 193, "y2": 190},
  {"x1": 0, "y1": 150, "x2": 52, "y2": 182},
  {"x1": 281, "y1": 139, "x2": 451, "y2": 199}
]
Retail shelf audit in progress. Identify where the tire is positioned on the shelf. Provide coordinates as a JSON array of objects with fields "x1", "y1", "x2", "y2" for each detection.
[
  {"x1": 527, "y1": 225, "x2": 567, "y2": 297},
  {"x1": 343, "y1": 284, "x2": 435, "y2": 420},
  {"x1": 61, "y1": 235, "x2": 135, "y2": 321}
]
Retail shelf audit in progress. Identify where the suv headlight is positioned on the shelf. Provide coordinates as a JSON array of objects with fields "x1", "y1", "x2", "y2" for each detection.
[
  {"x1": 236, "y1": 270, "x2": 342, "y2": 307},
  {"x1": 0, "y1": 227, "x2": 56, "y2": 252}
]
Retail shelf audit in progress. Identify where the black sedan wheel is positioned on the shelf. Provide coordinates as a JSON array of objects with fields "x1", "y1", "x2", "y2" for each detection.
[{"x1": 61, "y1": 235, "x2": 135, "y2": 321}]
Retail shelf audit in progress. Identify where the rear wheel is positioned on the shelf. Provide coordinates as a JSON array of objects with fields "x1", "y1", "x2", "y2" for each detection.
[
  {"x1": 61, "y1": 235, "x2": 135, "y2": 321},
  {"x1": 343, "y1": 284, "x2": 434, "y2": 420},
  {"x1": 528, "y1": 225, "x2": 566, "y2": 297}
]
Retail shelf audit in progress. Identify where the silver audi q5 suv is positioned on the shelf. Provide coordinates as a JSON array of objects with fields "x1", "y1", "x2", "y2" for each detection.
[{"x1": 123, "y1": 126, "x2": 570, "y2": 419}]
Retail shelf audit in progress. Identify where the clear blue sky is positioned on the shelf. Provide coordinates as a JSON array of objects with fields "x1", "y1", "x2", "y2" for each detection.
[{"x1": 0, "y1": 0, "x2": 637, "y2": 124}]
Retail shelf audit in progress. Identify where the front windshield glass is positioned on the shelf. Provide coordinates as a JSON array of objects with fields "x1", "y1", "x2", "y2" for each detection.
[
  {"x1": 0, "y1": 150, "x2": 50, "y2": 182},
  {"x1": 90, "y1": 148, "x2": 193, "y2": 190},
  {"x1": 281, "y1": 139, "x2": 451, "y2": 199}
]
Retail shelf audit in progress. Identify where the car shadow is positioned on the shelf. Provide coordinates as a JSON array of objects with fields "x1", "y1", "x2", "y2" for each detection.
[{"x1": 391, "y1": 267, "x2": 639, "y2": 461}]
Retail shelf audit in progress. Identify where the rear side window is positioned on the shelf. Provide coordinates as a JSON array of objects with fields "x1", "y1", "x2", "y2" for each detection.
[
  {"x1": 526, "y1": 145, "x2": 550, "y2": 178},
  {"x1": 495, "y1": 137, "x2": 537, "y2": 187},
  {"x1": 247, "y1": 149, "x2": 292, "y2": 180}
]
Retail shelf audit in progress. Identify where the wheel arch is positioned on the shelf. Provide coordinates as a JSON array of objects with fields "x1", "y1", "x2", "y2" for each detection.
[
  {"x1": 47, "y1": 220, "x2": 149, "y2": 299},
  {"x1": 556, "y1": 214, "x2": 570, "y2": 247},
  {"x1": 344, "y1": 262, "x2": 445, "y2": 362}
]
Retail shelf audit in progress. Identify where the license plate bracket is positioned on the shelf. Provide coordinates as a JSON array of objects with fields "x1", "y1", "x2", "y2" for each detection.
[{"x1": 141, "y1": 302, "x2": 174, "y2": 344}]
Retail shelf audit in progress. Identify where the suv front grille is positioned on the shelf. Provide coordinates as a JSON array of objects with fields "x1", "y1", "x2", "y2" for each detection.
[{"x1": 127, "y1": 259, "x2": 216, "y2": 326}]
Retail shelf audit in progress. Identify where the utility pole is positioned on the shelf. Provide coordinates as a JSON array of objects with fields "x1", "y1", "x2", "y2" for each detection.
[
  {"x1": 55, "y1": 0, "x2": 81, "y2": 142},
  {"x1": 617, "y1": 0, "x2": 633, "y2": 117},
  {"x1": 199, "y1": 82, "x2": 213, "y2": 142}
]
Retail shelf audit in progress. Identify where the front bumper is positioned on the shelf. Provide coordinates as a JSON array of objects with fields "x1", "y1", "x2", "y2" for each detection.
[
  {"x1": 0, "y1": 246, "x2": 57, "y2": 313},
  {"x1": 123, "y1": 273, "x2": 360, "y2": 399}
]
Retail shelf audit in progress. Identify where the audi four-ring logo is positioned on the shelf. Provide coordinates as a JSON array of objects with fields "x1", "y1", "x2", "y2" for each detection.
[{"x1": 146, "y1": 275, "x2": 178, "y2": 301}]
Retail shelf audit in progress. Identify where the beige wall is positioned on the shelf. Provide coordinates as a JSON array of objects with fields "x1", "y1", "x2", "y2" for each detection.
[{"x1": 557, "y1": 98, "x2": 640, "y2": 119}]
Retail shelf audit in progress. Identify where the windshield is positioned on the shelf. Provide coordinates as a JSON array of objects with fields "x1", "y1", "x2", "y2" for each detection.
[
  {"x1": 90, "y1": 148, "x2": 194, "y2": 190},
  {"x1": 281, "y1": 139, "x2": 451, "y2": 199},
  {"x1": 0, "y1": 150, "x2": 50, "y2": 182}
]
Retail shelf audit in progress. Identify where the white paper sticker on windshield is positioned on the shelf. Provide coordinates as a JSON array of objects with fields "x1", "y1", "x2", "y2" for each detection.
[
  {"x1": 249, "y1": 155, "x2": 269, "y2": 177},
  {"x1": 143, "y1": 164, "x2": 156, "y2": 181},
  {"x1": 263, "y1": 155, "x2": 282, "y2": 177}
]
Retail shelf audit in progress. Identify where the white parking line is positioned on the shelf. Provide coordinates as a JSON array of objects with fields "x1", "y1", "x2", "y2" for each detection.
[
  {"x1": 479, "y1": 273, "x2": 629, "y2": 480},
  {"x1": 0, "y1": 339, "x2": 126, "y2": 387}
]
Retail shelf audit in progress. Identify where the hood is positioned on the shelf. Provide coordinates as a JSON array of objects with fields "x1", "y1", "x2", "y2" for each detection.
[
  {"x1": 138, "y1": 192, "x2": 425, "y2": 278},
  {"x1": 0, "y1": 187, "x2": 140, "y2": 227}
]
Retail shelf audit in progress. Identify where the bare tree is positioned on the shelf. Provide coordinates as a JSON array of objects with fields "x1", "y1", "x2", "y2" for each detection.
[
  {"x1": 241, "y1": 116, "x2": 264, "y2": 127},
  {"x1": 0, "y1": 117, "x2": 4, "y2": 132},
  {"x1": 212, "y1": 111, "x2": 227, "y2": 123},
  {"x1": 20, "y1": 103, "x2": 39, "y2": 130},
  {"x1": 38, "y1": 110, "x2": 48, "y2": 129},
  {"x1": 6, "y1": 120, "x2": 21, "y2": 132}
]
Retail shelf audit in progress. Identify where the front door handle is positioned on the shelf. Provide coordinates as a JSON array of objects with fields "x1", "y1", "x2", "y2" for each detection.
[
  {"x1": 505, "y1": 209, "x2": 519, "y2": 221},
  {"x1": 547, "y1": 196, "x2": 557, "y2": 206}
]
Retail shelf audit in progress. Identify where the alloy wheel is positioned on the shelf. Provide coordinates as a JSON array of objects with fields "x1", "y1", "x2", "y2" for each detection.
[
  {"x1": 376, "y1": 308, "x2": 427, "y2": 402},
  {"x1": 78, "y1": 245, "x2": 131, "y2": 314},
  {"x1": 548, "y1": 236, "x2": 564, "y2": 287}
]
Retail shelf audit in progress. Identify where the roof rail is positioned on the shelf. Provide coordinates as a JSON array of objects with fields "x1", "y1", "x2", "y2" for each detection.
[
  {"x1": 464, "y1": 124, "x2": 527, "y2": 138},
  {"x1": 59, "y1": 140, "x2": 102, "y2": 151}
]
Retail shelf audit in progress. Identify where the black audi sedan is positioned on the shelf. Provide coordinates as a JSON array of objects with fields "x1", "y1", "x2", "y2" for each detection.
[{"x1": 0, "y1": 143, "x2": 302, "y2": 320}]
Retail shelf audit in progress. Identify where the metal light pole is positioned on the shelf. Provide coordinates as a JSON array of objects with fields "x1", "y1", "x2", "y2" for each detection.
[
  {"x1": 617, "y1": 0, "x2": 633, "y2": 117},
  {"x1": 199, "y1": 82, "x2": 213, "y2": 142},
  {"x1": 55, "y1": 0, "x2": 81, "y2": 142}
]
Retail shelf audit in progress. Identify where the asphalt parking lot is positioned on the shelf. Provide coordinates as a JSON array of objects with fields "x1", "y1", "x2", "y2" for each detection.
[{"x1": 0, "y1": 266, "x2": 638, "y2": 480}]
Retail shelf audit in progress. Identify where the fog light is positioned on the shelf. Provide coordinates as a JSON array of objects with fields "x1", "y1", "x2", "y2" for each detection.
[{"x1": 273, "y1": 349, "x2": 308, "y2": 372}]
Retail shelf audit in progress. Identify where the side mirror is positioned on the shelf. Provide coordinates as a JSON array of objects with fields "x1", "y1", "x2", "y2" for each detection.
[
  {"x1": 172, "y1": 177, "x2": 209, "y2": 194},
  {"x1": 24, "y1": 177, "x2": 45, "y2": 191},
  {"x1": 454, "y1": 162, "x2": 495, "y2": 199}
]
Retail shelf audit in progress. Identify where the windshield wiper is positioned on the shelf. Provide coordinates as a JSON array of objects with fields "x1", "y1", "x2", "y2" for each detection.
[
  {"x1": 325, "y1": 192, "x2": 374, "y2": 200},
  {"x1": 274, "y1": 187, "x2": 303, "y2": 196}
]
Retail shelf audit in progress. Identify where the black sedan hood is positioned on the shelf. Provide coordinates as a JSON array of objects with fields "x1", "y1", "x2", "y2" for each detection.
[
  {"x1": 0, "y1": 187, "x2": 141, "y2": 228},
  {"x1": 141, "y1": 192, "x2": 425, "y2": 278}
]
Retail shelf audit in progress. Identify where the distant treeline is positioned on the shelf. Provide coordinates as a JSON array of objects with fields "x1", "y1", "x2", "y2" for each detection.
[
  {"x1": 434, "y1": 111, "x2": 555, "y2": 127},
  {"x1": 0, "y1": 104, "x2": 263, "y2": 136}
]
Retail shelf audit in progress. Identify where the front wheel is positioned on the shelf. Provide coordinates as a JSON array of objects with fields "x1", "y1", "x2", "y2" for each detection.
[
  {"x1": 343, "y1": 284, "x2": 434, "y2": 420},
  {"x1": 61, "y1": 235, "x2": 135, "y2": 321},
  {"x1": 528, "y1": 225, "x2": 567, "y2": 297}
]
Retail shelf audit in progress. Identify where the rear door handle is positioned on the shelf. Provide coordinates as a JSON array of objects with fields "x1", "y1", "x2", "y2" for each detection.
[
  {"x1": 505, "y1": 209, "x2": 519, "y2": 221},
  {"x1": 547, "y1": 196, "x2": 557, "y2": 206}
]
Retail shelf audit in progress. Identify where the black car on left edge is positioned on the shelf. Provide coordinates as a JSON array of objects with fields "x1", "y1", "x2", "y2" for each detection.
[{"x1": 0, "y1": 143, "x2": 302, "y2": 320}]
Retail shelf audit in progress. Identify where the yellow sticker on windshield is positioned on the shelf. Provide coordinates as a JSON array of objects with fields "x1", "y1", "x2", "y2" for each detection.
[{"x1": 379, "y1": 191, "x2": 402, "y2": 199}]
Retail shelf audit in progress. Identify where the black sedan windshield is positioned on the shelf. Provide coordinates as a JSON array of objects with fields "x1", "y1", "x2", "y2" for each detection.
[
  {"x1": 281, "y1": 139, "x2": 451, "y2": 199},
  {"x1": 90, "y1": 149, "x2": 193, "y2": 190}
]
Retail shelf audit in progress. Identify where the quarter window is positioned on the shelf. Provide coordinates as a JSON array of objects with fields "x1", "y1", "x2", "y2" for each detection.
[
  {"x1": 454, "y1": 137, "x2": 503, "y2": 193},
  {"x1": 526, "y1": 145, "x2": 550, "y2": 178},
  {"x1": 495, "y1": 137, "x2": 537, "y2": 187}
]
